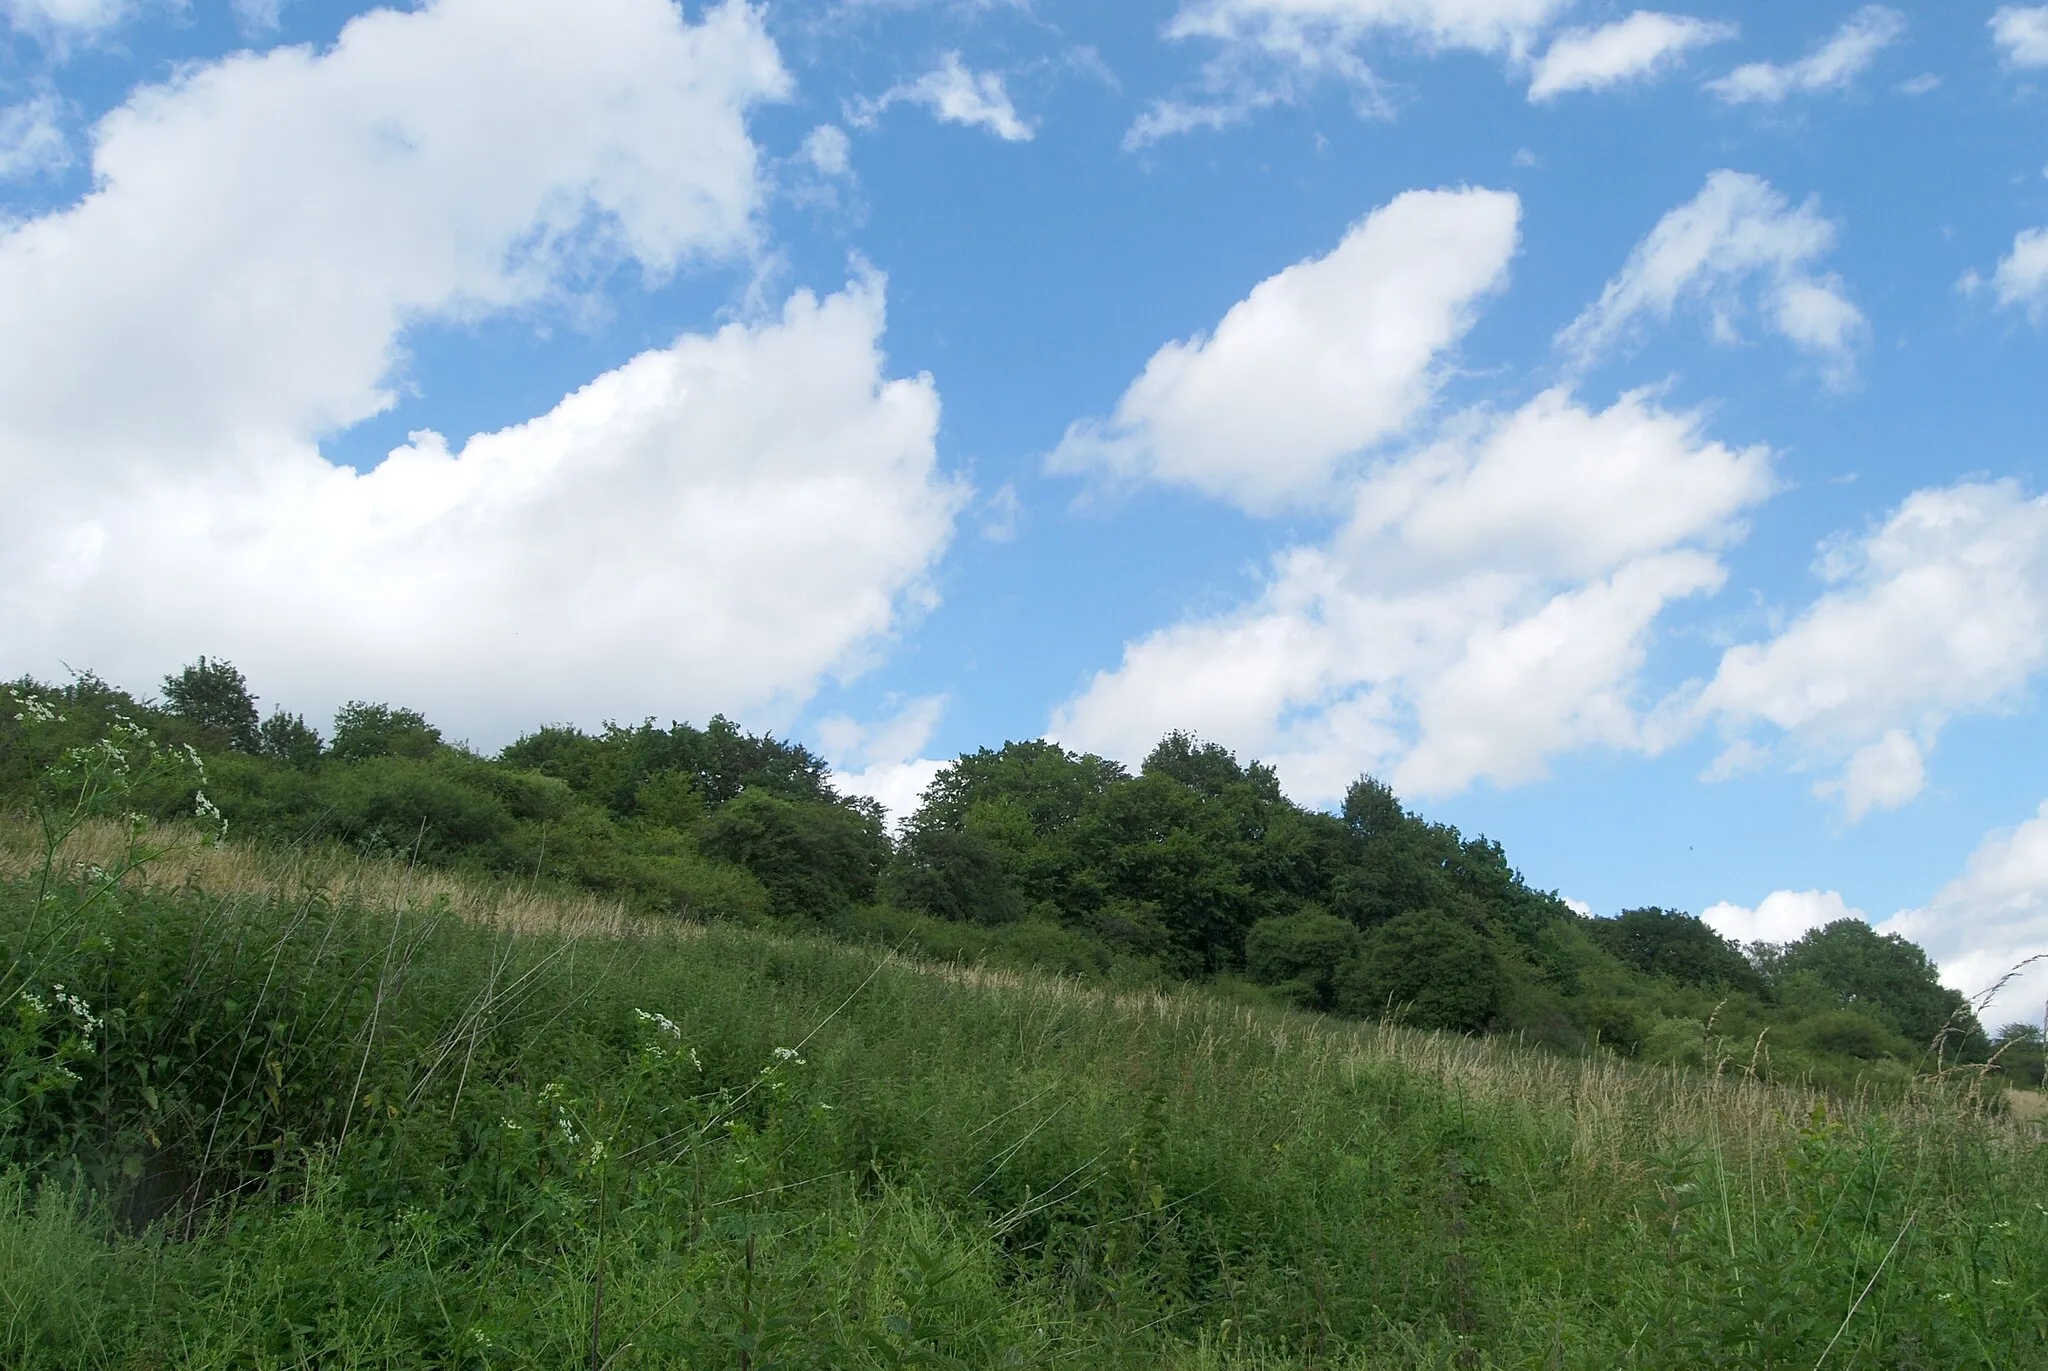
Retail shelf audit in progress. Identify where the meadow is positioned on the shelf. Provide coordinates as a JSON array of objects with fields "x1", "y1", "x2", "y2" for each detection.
[{"x1": 3, "y1": 815, "x2": 2044, "y2": 1369}]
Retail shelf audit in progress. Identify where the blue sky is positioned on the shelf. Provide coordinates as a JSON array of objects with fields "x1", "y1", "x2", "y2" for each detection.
[{"x1": 3, "y1": 0, "x2": 2047, "y2": 1020}]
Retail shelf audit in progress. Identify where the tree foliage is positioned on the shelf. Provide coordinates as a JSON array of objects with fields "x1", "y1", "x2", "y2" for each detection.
[{"x1": 160, "y1": 657, "x2": 259, "y2": 751}]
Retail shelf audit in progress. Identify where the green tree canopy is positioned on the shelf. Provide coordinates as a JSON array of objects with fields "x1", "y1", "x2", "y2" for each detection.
[
  {"x1": 1589, "y1": 907, "x2": 1763, "y2": 992},
  {"x1": 161, "y1": 657, "x2": 260, "y2": 751},
  {"x1": 1779, "y1": 919, "x2": 1984, "y2": 1057},
  {"x1": 330, "y1": 702, "x2": 442, "y2": 763}
]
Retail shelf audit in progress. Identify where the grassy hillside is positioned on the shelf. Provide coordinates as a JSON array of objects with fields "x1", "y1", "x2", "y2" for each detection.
[
  {"x1": 3, "y1": 667, "x2": 2019, "y2": 1101},
  {"x1": 3, "y1": 817, "x2": 2044, "y2": 1368}
]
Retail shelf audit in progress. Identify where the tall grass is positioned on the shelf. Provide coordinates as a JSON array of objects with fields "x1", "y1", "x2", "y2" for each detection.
[{"x1": 2, "y1": 819, "x2": 2044, "y2": 1367}]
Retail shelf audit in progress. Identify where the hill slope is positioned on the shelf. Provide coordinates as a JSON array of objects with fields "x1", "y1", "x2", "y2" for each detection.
[{"x1": 3, "y1": 819, "x2": 2044, "y2": 1368}]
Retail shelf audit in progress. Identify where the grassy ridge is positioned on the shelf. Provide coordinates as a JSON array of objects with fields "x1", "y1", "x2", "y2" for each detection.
[{"x1": 4, "y1": 824, "x2": 2045, "y2": 1367}]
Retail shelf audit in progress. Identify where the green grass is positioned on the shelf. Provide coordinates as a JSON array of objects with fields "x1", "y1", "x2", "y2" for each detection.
[{"x1": 2, "y1": 843, "x2": 2045, "y2": 1368}]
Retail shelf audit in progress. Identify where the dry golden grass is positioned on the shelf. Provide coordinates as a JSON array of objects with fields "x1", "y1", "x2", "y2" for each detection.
[{"x1": 0, "y1": 812, "x2": 642, "y2": 939}]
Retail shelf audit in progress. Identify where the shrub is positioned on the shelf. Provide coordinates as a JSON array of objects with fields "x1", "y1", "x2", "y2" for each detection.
[
  {"x1": 1244, "y1": 908, "x2": 1361, "y2": 1010},
  {"x1": 698, "y1": 790, "x2": 888, "y2": 920},
  {"x1": 1335, "y1": 908, "x2": 1504, "y2": 1032}
]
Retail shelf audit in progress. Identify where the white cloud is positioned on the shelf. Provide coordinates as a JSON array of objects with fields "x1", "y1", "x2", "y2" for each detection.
[
  {"x1": 1528, "y1": 12, "x2": 1736, "y2": 102},
  {"x1": 1971, "y1": 227, "x2": 2048, "y2": 320},
  {"x1": 1814, "y1": 728, "x2": 1926, "y2": 821},
  {"x1": 1049, "y1": 187, "x2": 1521, "y2": 512},
  {"x1": 852, "y1": 53, "x2": 1034, "y2": 141},
  {"x1": 7, "y1": 279, "x2": 963, "y2": 745},
  {"x1": 0, "y1": 0, "x2": 967, "y2": 743},
  {"x1": 802, "y1": 123, "x2": 853, "y2": 176},
  {"x1": 1129, "y1": 0, "x2": 1574, "y2": 144},
  {"x1": 1558, "y1": 170, "x2": 1865, "y2": 385},
  {"x1": 1881, "y1": 805, "x2": 2048, "y2": 1030},
  {"x1": 817, "y1": 695, "x2": 949, "y2": 826},
  {"x1": 231, "y1": 0, "x2": 289, "y2": 36},
  {"x1": 0, "y1": 93, "x2": 68, "y2": 179},
  {"x1": 1706, "y1": 5, "x2": 1904, "y2": 104},
  {"x1": 1053, "y1": 387, "x2": 1772, "y2": 802},
  {"x1": 1692, "y1": 481, "x2": 2048, "y2": 817},
  {"x1": 1992, "y1": 6, "x2": 2048, "y2": 68},
  {"x1": 1, "y1": 0, "x2": 787, "y2": 482},
  {"x1": 1, "y1": 0, "x2": 136, "y2": 38},
  {"x1": 1703, "y1": 888, "x2": 1864, "y2": 946}
]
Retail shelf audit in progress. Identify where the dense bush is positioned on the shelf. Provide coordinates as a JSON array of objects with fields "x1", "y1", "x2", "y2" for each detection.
[
  {"x1": 1336, "y1": 908, "x2": 1505, "y2": 1032},
  {"x1": 1244, "y1": 908, "x2": 1360, "y2": 1009}
]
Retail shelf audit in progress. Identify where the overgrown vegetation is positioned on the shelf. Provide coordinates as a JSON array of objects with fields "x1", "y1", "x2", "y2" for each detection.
[
  {"x1": 3, "y1": 663, "x2": 2013, "y2": 1095},
  {"x1": 0, "y1": 672, "x2": 2043, "y2": 1365}
]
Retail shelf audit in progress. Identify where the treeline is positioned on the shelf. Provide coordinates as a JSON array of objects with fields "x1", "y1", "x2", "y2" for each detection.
[{"x1": 3, "y1": 661, "x2": 2028, "y2": 1095}]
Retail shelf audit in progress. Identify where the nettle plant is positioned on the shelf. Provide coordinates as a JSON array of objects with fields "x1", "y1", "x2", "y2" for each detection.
[{"x1": 2, "y1": 688, "x2": 220, "y2": 1157}]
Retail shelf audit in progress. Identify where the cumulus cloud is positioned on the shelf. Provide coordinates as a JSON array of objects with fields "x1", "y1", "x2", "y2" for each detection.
[
  {"x1": 1527, "y1": 12, "x2": 1736, "y2": 102},
  {"x1": 1691, "y1": 481, "x2": 2048, "y2": 818},
  {"x1": 1053, "y1": 386, "x2": 1772, "y2": 802},
  {"x1": 851, "y1": 53, "x2": 1034, "y2": 141},
  {"x1": 1882, "y1": 805, "x2": 2048, "y2": 1029},
  {"x1": 1558, "y1": 170, "x2": 1865, "y2": 385},
  {"x1": 1967, "y1": 227, "x2": 2048, "y2": 321},
  {"x1": 1703, "y1": 888, "x2": 1865, "y2": 946},
  {"x1": 817, "y1": 695, "x2": 949, "y2": 826},
  {"x1": 0, "y1": 93, "x2": 69, "y2": 179},
  {"x1": 1050, "y1": 187, "x2": 1521, "y2": 512},
  {"x1": 1992, "y1": 6, "x2": 2048, "y2": 68},
  {"x1": 1129, "y1": 0, "x2": 1573, "y2": 145},
  {"x1": 802, "y1": 123, "x2": 853, "y2": 176},
  {"x1": 1706, "y1": 5, "x2": 1904, "y2": 104},
  {"x1": 0, "y1": 0, "x2": 967, "y2": 743}
]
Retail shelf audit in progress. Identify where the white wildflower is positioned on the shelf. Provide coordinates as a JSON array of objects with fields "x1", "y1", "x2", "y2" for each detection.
[{"x1": 634, "y1": 1009, "x2": 682, "y2": 1039}]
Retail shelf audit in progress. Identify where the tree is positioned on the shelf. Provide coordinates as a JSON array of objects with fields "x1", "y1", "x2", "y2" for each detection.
[
  {"x1": 889, "y1": 826, "x2": 1023, "y2": 926},
  {"x1": 1780, "y1": 919, "x2": 1985, "y2": 1057},
  {"x1": 161, "y1": 657, "x2": 259, "y2": 751},
  {"x1": 1341, "y1": 776, "x2": 1404, "y2": 844},
  {"x1": 1335, "y1": 908, "x2": 1504, "y2": 1032},
  {"x1": 1993, "y1": 1023, "x2": 2045, "y2": 1088},
  {"x1": 1588, "y1": 907, "x2": 1762, "y2": 992},
  {"x1": 330, "y1": 702, "x2": 442, "y2": 763},
  {"x1": 256, "y1": 709, "x2": 323, "y2": 769}
]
